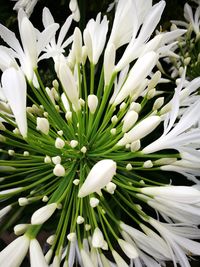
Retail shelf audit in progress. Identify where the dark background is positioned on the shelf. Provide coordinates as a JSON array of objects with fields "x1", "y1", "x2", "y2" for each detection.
[{"x1": 0, "y1": 0, "x2": 199, "y2": 266}]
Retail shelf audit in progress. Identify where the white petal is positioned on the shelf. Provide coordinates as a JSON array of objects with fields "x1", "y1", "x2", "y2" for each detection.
[
  {"x1": 30, "y1": 239, "x2": 48, "y2": 267},
  {"x1": 0, "y1": 235, "x2": 30, "y2": 267},
  {"x1": 2, "y1": 68, "x2": 27, "y2": 137}
]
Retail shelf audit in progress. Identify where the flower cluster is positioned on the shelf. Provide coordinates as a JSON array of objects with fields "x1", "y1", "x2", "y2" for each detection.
[{"x1": 0, "y1": 1, "x2": 200, "y2": 267}]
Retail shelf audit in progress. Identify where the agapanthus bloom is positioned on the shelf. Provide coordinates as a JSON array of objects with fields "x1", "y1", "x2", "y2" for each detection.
[{"x1": 0, "y1": 1, "x2": 200, "y2": 267}]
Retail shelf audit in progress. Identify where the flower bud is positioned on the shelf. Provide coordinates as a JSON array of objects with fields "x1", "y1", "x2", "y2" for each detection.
[
  {"x1": 78, "y1": 159, "x2": 117, "y2": 197},
  {"x1": 122, "y1": 110, "x2": 138, "y2": 132},
  {"x1": 88, "y1": 94, "x2": 98, "y2": 114},
  {"x1": 31, "y1": 203, "x2": 58, "y2": 225},
  {"x1": 36, "y1": 117, "x2": 49, "y2": 135},
  {"x1": 55, "y1": 137, "x2": 65, "y2": 149},
  {"x1": 117, "y1": 116, "x2": 161, "y2": 146},
  {"x1": 53, "y1": 164, "x2": 65, "y2": 177}
]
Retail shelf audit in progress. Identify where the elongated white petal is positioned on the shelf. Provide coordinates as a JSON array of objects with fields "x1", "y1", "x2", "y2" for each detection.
[
  {"x1": 112, "y1": 250, "x2": 129, "y2": 267},
  {"x1": 80, "y1": 249, "x2": 95, "y2": 267},
  {"x1": 141, "y1": 186, "x2": 200, "y2": 203},
  {"x1": 78, "y1": 159, "x2": 117, "y2": 197},
  {"x1": 0, "y1": 235, "x2": 30, "y2": 267},
  {"x1": 92, "y1": 227, "x2": 104, "y2": 248},
  {"x1": 31, "y1": 203, "x2": 57, "y2": 224},
  {"x1": 0, "y1": 205, "x2": 11, "y2": 220},
  {"x1": 114, "y1": 52, "x2": 158, "y2": 105},
  {"x1": 118, "y1": 116, "x2": 161, "y2": 146},
  {"x1": 118, "y1": 239, "x2": 138, "y2": 259},
  {"x1": 30, "y1": 239, "x2": 48, "y2": 267},
  {"x1": 2, "y1": 67, "x2": 27, "y2": 137},
  {"x1": 58, "y1": 60, "x2": 80, "y2": 111}
]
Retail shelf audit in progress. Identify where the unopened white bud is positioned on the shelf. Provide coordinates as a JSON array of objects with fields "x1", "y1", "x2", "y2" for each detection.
[
  {"x1": 42, "y1": 196, "x2": 49, "y2": 202},
  {"x1": 13, "y1": 128, "x2": 20, "y2": 135},
  {"x1": 36, "y1": 117, "x2": 49, "y2": 135},
  {"x1": 85, "y1": 224, "x2": 91, "y2": 231},
  {"x1": 90, "y1": 197, "x2": 99, "y2": 208},
  {"x1": 52, "y1": 79, "x2": 59, "y2": 90},
  {"x1": 120, "y1": 102, "x2": 126, "y2": 110},
  {"x1": 122, "y1": 110, "x2": 138, "y2": 132},
  {"x1": 130, "y1": 140, "x2": 141, "y2": 152},
  {"x1": 102, "y1": 240, "x2": 108, "y2": 250},
  {"x1": 81, "y1": 146, "x2": 87, "y2": 153},
  {"x1": 14, "y1": 224, "x2": 29, "y2": 235},
  {"x1": 52, "y1": 156, "x2": 61, "y2": 165},
  {"x1": 117, "y1": 116, "x2": 161, "y2": 146},
  {"x1": 110, "y1": 128, "x2": 116, "y2": 135},
  {"x1": 130, "y1": 102, "x2": 141, "y2": 113},
  {"x1": 53, "y1": 164, "x2": 65, "y2": 176},
  {"x1": 43, "y1": 112, "x2": 48, "y2": 117},
  {"x1": 125, "y1": 144, "x2": 131, "y2": 149},
  {"x1": 153, "y1": 97, "x2": 164, "y2": 111},
  {"x1": 8, "y1": 150, "x2": 15, "y2": 156},
  {"x1": 70, "y1": 140, "x2": 78, "y2": 148},
  {"x1": 73, "y1": 179, "x2": 80, "y2": 185},
  {"x1": 147, "y1": 88, "x2": 156, "y2": 99},
  {"x1": 55, "y1": 137, "x2": 65, "y2": 149},
  {"x1": 184, "y1": 57, "x2": 191, "y2": 66},
  {"x1": 147, "y1": 71, "x2": 161, "y2": 91},
  {"x1": 79, "y1": 98, "x2": 85, "y2": 106},
  {"x1": 76, "y1": 215, "x2": 84, "y2": 224},
  {"x1": 88, "y1": 95, "x2": 98, "y2": 114},
  {"x1": 46, "y1": 235, "x2": 56, "y2": 245},
  {"x1": 126, "y1": 163, "x2": 132, "y2": 171},
  {"x1": 143, "y1": 160, "x2": 153, "y2": 168},
  {"x1": 57, "y1": 130, "x2": 63, "y2": 136},
  {"x1": 92, "y1": 227, "x2": 104, "y2": 248},
  {"x1": 18, "y1": 197, "x2": 29, "y2": 206},
  {"x1": 44, "y1": 156, "x2": 51, "y2": 164},
  {"x1": 67, "y1": 232, "x2": 76, "y2": 242},
  {"x1": 78, "y1": 159, "x2": 117, "y2": 198},
  {"x1": 106, "y1": 182, "x2": 117, "y2": 194},
  {"x1": 31, "y1": 203, "x2": 58, "y2": 225},
  {"x1": 155, "y1": 157, "x2": 177, "y2": 165},
  {"x1": 111, "y1": 115, "x2": 118, "y2": 124},
  {"x1": 23, "y1": 151, "x2": 29, "y2": 156}
]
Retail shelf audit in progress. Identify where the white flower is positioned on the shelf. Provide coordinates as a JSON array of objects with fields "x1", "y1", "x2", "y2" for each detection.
[
  {"x1": 0, "y1": 205, "x2": 11, "y2": 221},
  {"x1": 78, "y1": 159, "x2": 117, "y2": 197},
  {"x1": 41, "y1": 8, "x2": 73, "y2": 60},
  {"x1": 184, "y1": 3, "x2": 200, "y2": 35},
  {"x1": 1, "y1": 67, "x2": 27, "y2": 137},
  {"x1": 0, "y1": 9, "x2": 59, "y2": 80},
  {"x1": 142, "y1": 83, "x2": 200, "y2": 154},
  {"x1": 12, "y1": 0, "x2": 38, "y2": 17},
  {"x1": 30, "y1": 239, "x2": 48, "y2": 267},
  {"x1": 0, "y1": 235, "x2": 30, "y2": 267},
  {"x1": 149, "y1": 218, "x2": 200, "y2": 267},
  {"x1": 58, "y1": 57, "x2": 80, "y2": 111},
  {"x1": 113, "y1": 52, "x2": 158, "y2": 105},
  {"x1": 83, "y1": 13, "x2": 108, "y2": 64},
  {"x1": 31, "y1": 203, "x2": 58, "y2": 224}
]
